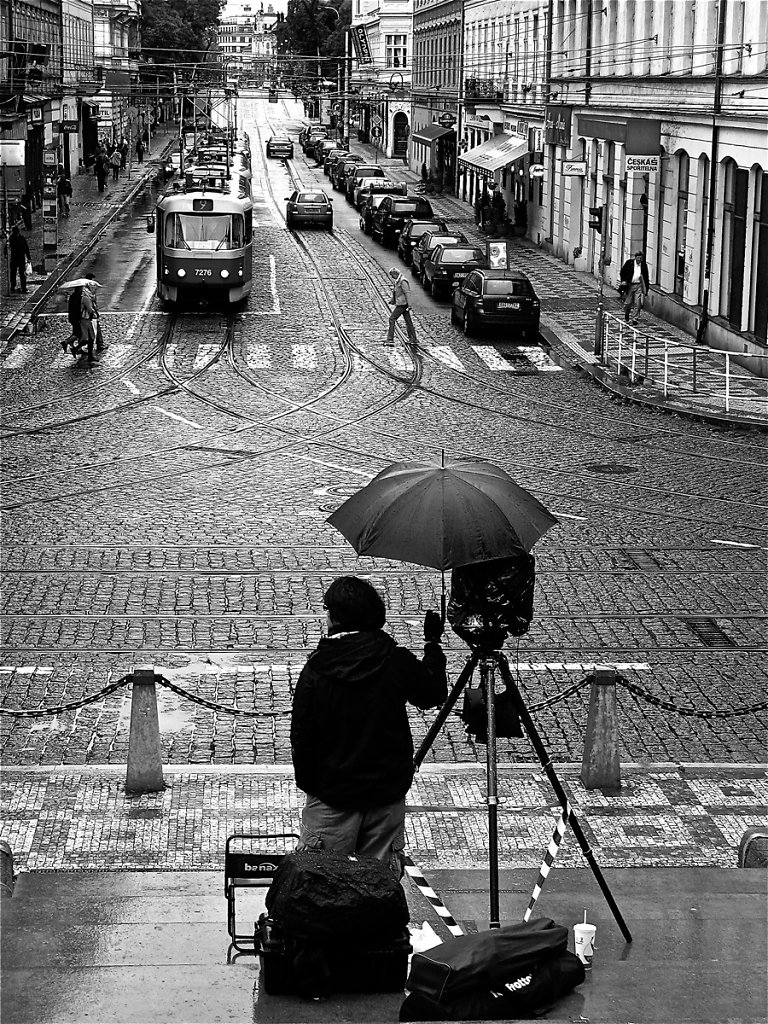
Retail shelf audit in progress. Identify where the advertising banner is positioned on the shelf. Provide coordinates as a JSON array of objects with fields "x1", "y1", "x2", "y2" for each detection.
[{"x1": 352, "y1": 25, "x2": 373, "y2": 65}]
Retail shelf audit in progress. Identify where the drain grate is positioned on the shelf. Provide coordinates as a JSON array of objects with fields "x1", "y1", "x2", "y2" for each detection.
[
  {"x1": 584, "y1": 462, "x2": 638, "y2": 475},
  {"x1": 625, "y1": 548, "x2": 663, "y2": 570},
  {"x1": 682, "y1": 617, "x2": 737, "y2": 648}
]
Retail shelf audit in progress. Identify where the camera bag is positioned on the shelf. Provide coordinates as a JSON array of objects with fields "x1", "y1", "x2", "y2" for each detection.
[
  {"x1": 405, "y1": 917, "x2": 569, "y2": 1002},
  {"x1": 400, "y1": 948, "x2": 585, "y2": 1021}
]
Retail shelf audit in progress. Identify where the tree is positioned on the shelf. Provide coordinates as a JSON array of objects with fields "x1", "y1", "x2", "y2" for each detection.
[
  {"x1": 274, "y1": 0, "x2": 352, "y2": 90},
  {"x1": 140, "y1": 0, "x2": 224, "y2": 67}
]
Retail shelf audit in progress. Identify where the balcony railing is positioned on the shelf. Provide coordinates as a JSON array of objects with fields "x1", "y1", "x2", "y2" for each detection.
[{"x1": 464, "y1": 77, "x2": 504, "y2": 102}]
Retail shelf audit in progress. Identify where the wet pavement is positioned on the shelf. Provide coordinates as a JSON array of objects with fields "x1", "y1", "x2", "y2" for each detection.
[
  {"x1": 1, "y1": 94, "x2": 766, "y2": 1024},
  {"x1": 2, "y1": 866, "x2": 766, "y2": 1023}
]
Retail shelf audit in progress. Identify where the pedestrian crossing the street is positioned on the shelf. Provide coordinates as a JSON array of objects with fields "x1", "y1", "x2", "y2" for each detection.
[{"x1": 1, "y1": 339, "x2": 564, "y2": 375}]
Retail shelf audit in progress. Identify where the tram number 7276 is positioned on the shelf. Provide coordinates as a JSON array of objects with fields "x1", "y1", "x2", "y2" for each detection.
[{"x1": 195, "y1": 268, "x2": 213, "y2": 276}]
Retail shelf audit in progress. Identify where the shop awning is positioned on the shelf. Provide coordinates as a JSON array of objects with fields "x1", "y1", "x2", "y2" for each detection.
[
  {"x1": 459, "y1": 133, "x2": 528, "y2": 173},
  {"x1": 411, "y1": 123, "x2": 453, "y2": 146}
]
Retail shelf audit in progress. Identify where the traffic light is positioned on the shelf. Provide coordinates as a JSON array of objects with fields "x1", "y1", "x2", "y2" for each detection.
[{"x1": 588, "y1": 205, "x2": 603, "y2": 232}]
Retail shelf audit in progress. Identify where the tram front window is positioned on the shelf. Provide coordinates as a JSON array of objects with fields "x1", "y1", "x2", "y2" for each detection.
[{"x1": 165, "y1": 213, "x2": 245, "y2": 250}]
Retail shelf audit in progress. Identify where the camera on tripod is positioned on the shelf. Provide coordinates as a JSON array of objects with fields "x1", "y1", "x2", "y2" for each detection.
[{"x1": 447, "y1": 552, "x2": 536, "y2": 743}]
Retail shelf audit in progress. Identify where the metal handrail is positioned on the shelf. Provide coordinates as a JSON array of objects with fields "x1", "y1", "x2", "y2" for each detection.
[{"x1": 601, "y1": 311, "x2": 768, "y2": 413}]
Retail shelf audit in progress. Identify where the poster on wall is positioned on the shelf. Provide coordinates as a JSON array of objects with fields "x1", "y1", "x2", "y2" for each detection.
[{"x1": 487, "y1": 240, "x2": 510, "y2": 270}]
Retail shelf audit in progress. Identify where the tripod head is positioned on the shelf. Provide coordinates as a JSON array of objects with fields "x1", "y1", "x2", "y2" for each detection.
[{"x1": 447, "y1": 553, "x2": 536, "y2": 650}]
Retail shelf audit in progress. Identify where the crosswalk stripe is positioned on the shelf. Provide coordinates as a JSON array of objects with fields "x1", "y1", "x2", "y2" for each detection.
[
  {"x1": 428, "y1": 345, "x2": 466, "y2": 371},
  {"x1": 247, "y1": 343, "x2": 271, "y2": 368},
  {"x1": 100, "y1": 344, "x2": 133, "y2": 368},
  {"x1": 292, "y1": 344, "x2": 317, "y2": 369},
  {"x1": 193, "y1": 344, "x2": 221, "y2": 370},
  {"x1": 2, "y1": 344, "x2": 35, "y2": 368},
  {"x1": 517, "y1": 346, "x2": 563, "y2": 372},
  {"x1": 471, "y1": 345, "x2": 515, "y2": 370}
]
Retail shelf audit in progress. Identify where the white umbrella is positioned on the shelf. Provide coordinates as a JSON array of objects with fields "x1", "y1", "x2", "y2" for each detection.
[{"x1": 59, "y1": 278, "x2": 102, "y2": 290}]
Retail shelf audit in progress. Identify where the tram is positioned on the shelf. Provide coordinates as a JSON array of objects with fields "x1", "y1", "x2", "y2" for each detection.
[{"x1": 153, "y1": 185, "x2": 253, "y2": 305}]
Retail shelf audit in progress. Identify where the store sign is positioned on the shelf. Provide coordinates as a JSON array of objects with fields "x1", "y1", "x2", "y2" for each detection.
[
  {"x1": 529, "y1": 164, "x2": 544, "y2": 178},
  {"x1": 545, "y1": 105, "x2": 572, "y2": 147},
  {"x1": 438, "y1": 112, "x2": 456, "y2": 128},
  {"x1": 58, "y1": 120, "x2": 79, "y2": 133},
  {"x1": 351, "y1": 25, "x2": 373, "y2": 65},
  {"x1": 626, "y1": 154, "x2": 659, "y2": 174},
  {"x1": 562, "y1": 160, "x2": 587, "y2": 176}
]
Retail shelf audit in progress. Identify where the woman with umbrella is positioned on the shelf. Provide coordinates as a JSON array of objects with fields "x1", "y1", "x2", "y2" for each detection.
[{"x1": 59, "y1": 278, "x2": 103, "y2": 363}]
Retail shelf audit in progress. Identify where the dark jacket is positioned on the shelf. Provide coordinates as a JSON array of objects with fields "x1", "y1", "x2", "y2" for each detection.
[
  {"x1": 291, "y1": 629, "x2": 447, "y2": 810},
  {"x1": 620, "y1": 257, "x2": 650, "y2": 292},
  {"x1": 8, "y1": 231, "x2": 30, "y2": 261}
]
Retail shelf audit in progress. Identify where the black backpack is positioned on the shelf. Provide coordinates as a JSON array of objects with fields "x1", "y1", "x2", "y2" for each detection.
[{"x1": 265, "y1": 849, "x2": 409, "y2": 942}]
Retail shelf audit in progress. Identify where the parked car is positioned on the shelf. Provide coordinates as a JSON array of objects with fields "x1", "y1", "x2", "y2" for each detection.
[
  {"x1": 371, "y1": 196, "x2": 436, "y2": 247},
  {"x1": 312, "y1": 138, "x2": 338, "y2": 165},
  {"x1": 332, "y1": 155, "x2": 365, "y2": 190},
  {"x1": 324, "y1": 149, "x2": 350, "y2": 176},
  {"x1": 301, "y1": 127, "x2": 328, "y2": 153},
  {"x1": 395, "y1": 217, "x2": 450, "y2": 265},
  {"x1": 352, "y1": 176, "x2": 388, "y2": 209},
  {"x1": 266, "y1": 135, "x2": 294, "y2": 159},
  {"x1": 411, "y1": 230, "x2": 469, "y2": 281},
  {"x1": 353, "y1": 178, "x2": 406, "y2": 211},
  {"x1": 345, "y1": 164, "x2": 385, "y2": 200},
  {"x1": 359, "y1": 192, "x2": 391, "y2": 234},
  {"x1": 422, "y1": 244, "x2": 487, "y2": 300},
  {"x1": 285, "y1": 189, "x2": 334, "y2": 230},
  {"x1": 451, "y1": 269, "x2": 541, "y2": 337}
]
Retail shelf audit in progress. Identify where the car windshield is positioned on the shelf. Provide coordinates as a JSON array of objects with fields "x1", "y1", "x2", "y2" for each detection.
[
  {"x1": 409, "y1": 221, "x2": 440, "y2": 235},
  {"x1": 354, "y1": 166, "x2": 381, "y2": 176},
  {"x1": 165, "y1": 213, "x2": 244, "y2": 251},
  {"x1": 298, "y1": 193, "x2": 327, "y2": 203},
  {"x1": 439, "y1": 248, "x2": 484, "y2": 264},
  {"x1": 426, "y1": 235, "x2": 461, "y2": 249},
  {"x1": 485, "y1": 279, "x2": 533, "y2": 296}
]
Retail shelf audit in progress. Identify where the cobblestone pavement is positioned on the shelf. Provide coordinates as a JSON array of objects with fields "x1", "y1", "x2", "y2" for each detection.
[
  {"x1": 2, "y1": 765, "x2": 765, "y2": 872},
  {"x1": 1, "y1": 96, "x2": 766, "y2": 872}
]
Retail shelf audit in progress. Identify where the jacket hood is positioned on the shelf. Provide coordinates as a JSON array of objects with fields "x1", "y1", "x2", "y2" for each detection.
[{"x1": 306, "y1": 629, "x2": 396, "y2": 683}]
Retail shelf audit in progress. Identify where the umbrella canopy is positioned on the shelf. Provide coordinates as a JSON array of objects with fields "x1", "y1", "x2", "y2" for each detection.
[
  {"x1": 59, "y1": 278, "x2": 102, "y2": 290},
  {"x1": 327, "y1": 459, "x2": 558, "y2": 571}
]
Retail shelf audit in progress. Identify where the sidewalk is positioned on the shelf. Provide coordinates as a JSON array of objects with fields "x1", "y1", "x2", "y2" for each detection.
[
  {"x1": 349, "y1": 139, "x2": 768, "y2": 431},
  {"x1": 0, "y1": 126, "x2": 178, "y2": 345}
]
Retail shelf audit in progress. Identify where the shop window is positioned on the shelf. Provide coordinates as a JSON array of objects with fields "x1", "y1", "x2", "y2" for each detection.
[{"x1": 753, "y1": 171, "x2": 768, "y2": 341}]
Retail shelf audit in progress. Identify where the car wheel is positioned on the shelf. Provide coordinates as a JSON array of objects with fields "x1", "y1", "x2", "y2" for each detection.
[
  {"x1": 286, "y1": 213, "x2": 294, "y2": 229},
  {"x1": 450, "y1": 301, "x2": 459, "y2": 324},
  {"x1": 327, "y1": 221, "x2": 333, "y2": 231},
  {"x1": 411, "y1": 263, "x2": 419, "y2": 278},
  {"x1": 422, "y1": 273, "x2": 431, "y2": 292},
  {"x1": 463, "y1": 307, "x2": 474, "y2": 336}
]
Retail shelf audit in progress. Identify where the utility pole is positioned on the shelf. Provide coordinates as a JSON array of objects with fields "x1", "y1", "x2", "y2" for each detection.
[{"x1": 696, "y1": 0, "x2": 727, "y2": 346}]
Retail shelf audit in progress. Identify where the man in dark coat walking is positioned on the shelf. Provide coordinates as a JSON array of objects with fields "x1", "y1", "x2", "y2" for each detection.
[
  {"x1": 619, "y1": 250, "x2": 650, "y2": 325},
  {"x1": 8, "y1": 225, "x2": 31, "y2": 293},
  {"x1": 290, "y1": 576, "x2": 447, "y2": 876}
]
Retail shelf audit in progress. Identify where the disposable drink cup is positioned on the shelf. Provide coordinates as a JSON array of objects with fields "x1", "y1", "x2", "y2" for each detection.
[{"x1": 574, "y1": 923, "x2": 596, "y2": 968}]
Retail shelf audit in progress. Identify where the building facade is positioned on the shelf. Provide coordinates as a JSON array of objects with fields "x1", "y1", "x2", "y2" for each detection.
[
  {"x1": 409, "y1": 0, "x2": 462, "y2": 189},
  {"x1": 548, "y1": 0, "x2": 768, "y2": 350},
  {"x1": 217, "y1": 3, "x2": 278, "y2": 82},
  {"x1": 350, "y1": 0, "x2": 413, "y2": 159}
]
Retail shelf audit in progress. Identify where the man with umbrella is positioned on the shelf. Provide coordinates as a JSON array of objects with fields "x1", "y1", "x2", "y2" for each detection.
[{"x1": 290, "y1": 576, "x2": 447, "y2": 877}]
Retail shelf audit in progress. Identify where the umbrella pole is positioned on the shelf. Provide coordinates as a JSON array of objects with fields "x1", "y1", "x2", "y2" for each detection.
[{"x1": 441, "y1": 570, "x2": 446, "y2": 623}]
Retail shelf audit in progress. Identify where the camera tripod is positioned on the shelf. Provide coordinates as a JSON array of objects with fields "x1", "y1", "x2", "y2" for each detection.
[{"x1": 413, "y1": 647, "x2": 632, "y2": 942}]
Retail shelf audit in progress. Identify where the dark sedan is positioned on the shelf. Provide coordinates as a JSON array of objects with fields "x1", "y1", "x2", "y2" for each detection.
[
  {"x1": 332, "y1": 156, "x2": 365, "y2": 190},
  {"x1": 324, "y1": 149, "x2": 350, "y2": 176},
  {"x1": 359, "y1": 191, "x2": 401, "y2": 233},
  {"x1": 451, "y1": 269, "x2": 540, "y2": 337},
  {"x1": 411, "y1": 230, "x2": 469, "y2": 281},
  {"x1": 266, "y1": 135, "x2": 294, "y2": 159},
  {"x1": 371, "y1": 196, "x2": 435, "y2": 246},
  {"x1": 285, "y1": 189, "x2": 333, "y2": 230},
  {"x1": 422, "y1": 244, "x2": 487, "y2": 300},
  {"x1": 396, "y1": 217, "x2": 450, "y2": 265}
]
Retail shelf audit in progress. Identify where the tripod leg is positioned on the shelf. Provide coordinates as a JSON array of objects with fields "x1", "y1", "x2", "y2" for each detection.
[
  {"x1": 482, "y1": 659, "x2": 500, "y2": 929},
  {"x1": 495, "y1": 654, "x2": 633, "y2": 943},
  {"x1": 413, "y1": 655, "x2": 477, "y2": 770}
]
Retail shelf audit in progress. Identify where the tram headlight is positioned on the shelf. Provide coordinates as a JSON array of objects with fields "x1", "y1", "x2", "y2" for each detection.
[
  {"x1": 220, "y1": 270, "x2": 230, "y2": 279},
  {"x1": 238, "y1": 269, "x2": 243, "y2": 277},
  {"x1": 164, "y1": 267, "x2": 169, "y2": 276},
  {"x1": 177, "y1": 268, "x2": 187, "y2": 278}
]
